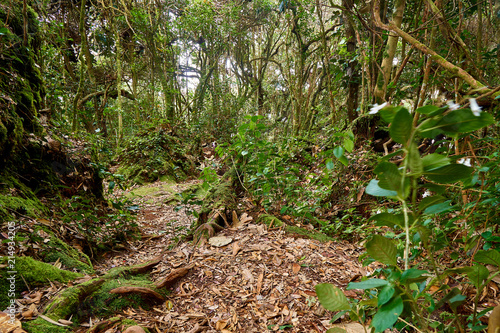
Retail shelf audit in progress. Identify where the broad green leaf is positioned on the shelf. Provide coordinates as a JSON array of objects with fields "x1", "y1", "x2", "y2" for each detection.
[
  {"x1": 422, "y1": 183, "x2": 446, "y2": 194},
  {"x1": 424, "y1": 201, "x2": 454, "y2": 214},
  {"x1": 449, "y1": 294, "x2": 467, "y2": 312},
  {"x1": 422, "y1": 154, "x2": 450, "y2": 171},
  {"x1": 418, "y1": 118, "x2": 442, "y2": 138},
  {"x1": 371, "y1": 296, "x2": 404, "y2": 332},
  {"x1": 315, "y1": 283, "x2": 351, "y2": 311},
  {"x1": 418, "y1": 195, "x2": 446, "y2": 212},
  {"x1": 374, "y1": 162, "x2": 402, "y2": 192},
  {"x1": 326, "y1": 158, "x2": 334, "y2": 170},
  {"x1": 400, "y1": 269, "x2": 429, "y2": 283},
  {"x1": 474, "y1": 249, "x2": 500, "y2": 267},
  {"x1": 389, "y1": 108, "x2": 413, "y2": 145},
  {"x1": 379, "y1": 106, "x2": 403, "y2": 123},
  {"x1": 374, "y1": 162, "x2": 409, "y2": 198},
  {"x1": 338, "y1": 155, "x2": 349, "y2": 166},
  {"x1": 333, "y1": 146, "x2": 344, "y2": 158},
  {"x1": 344, "y1": 138, "x2": 354, "y2": 152},
  {"x1": 378, "y1": 284, "x2": 395, "y2": 306},
  {"x1": 366, "y1": 180, "x2": 398, "y2": 197},
  {"x1": 407, "y1": 143, "x2": 423, "y2": 176},
  {"x1": 467, "y1": 264, "x2": 489, "y2": 289},
  {"x1": 369, "y1": 212, "x2": 404, "y2": 229},
  {"x1": 415, "y1": 105, "x2": 439, "y2": 114},
  {"x1": 346, "y1": 279, "x2": 388, "y2": 290},
  {"x1": 435, "y1": 109, "x2": 494, "y2": 135},
  {"x1": 366, "y1": 235, "x2": 398, "y2": 266},
  {"x1": 424, "y1": 164, "x2": 472, "y2": 183}
]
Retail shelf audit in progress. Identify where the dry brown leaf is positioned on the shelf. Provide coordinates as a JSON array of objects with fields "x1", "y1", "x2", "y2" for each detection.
[
  {"x1": 0, "y1": 312, "x2": 24, "y2": 333},
  {"x1": 292, "y1": 263, "x2": 301, "y2": 275},
  {"x1": 21, "y1": 304, "x2": 38, "y2": 319},
  {"x1": 256, "y1": 272, "x2": 264, "y2": 295},
  {"x1": 232, "y1": 241, "x2": 241, "y2": 256},
  {"x1": 26, "y1": 291, "x2": 42, "y2": 304},
  {"x1": 232, "y1": 210, "x2": 239, "y2": 226},
  {"x1": 239, "y1": 212, "x2": 253, "y2": 224},
  {"x1": 215, "y1": 320, "x2": 228, "y2": 330},
  {"x1": 209, "y1": 236, "x2": 233, "y2": 247}
]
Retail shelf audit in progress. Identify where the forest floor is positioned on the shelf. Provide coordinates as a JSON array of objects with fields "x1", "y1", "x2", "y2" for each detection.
[{"x1": 89, "y1": 179, "x2": 371, "y2": 333}]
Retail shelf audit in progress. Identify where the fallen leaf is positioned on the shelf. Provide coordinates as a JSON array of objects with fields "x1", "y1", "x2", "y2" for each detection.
[
  {"x1": 232, "y1": 241, "x2": 241, "y2": 256},
  {"x1": 292, "y1": 263, "x2": 301, "y2": 275},
  {"x1": 209, "y1": 236, "x2": 233, "y2": 247}
]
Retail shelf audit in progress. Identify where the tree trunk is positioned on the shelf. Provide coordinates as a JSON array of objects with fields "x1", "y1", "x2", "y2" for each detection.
[{"x1": 373, "y1": 0, "x2": 406, "y2": 103}]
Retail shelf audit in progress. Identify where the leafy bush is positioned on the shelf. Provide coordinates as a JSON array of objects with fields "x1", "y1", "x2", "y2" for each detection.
[{"x1": 316, "y1": 102, "x2": 498, "y2": 332}]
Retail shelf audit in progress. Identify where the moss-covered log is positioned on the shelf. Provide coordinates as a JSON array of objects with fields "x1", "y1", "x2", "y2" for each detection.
[{"x1": 43, "y1": 257, "x2": 164, "y2": 323}]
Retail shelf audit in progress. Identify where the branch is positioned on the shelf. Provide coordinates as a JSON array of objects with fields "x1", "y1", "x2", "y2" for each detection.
[{"x1": 372, "y1": 0, "x2": 489, "y2": 94}]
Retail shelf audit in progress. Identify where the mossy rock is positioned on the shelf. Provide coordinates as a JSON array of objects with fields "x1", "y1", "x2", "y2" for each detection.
[
  {"x1": 23, "y1": 317, "x2": 72, "y2": 333},
  {"x1": 31, "y1": 227, "x2": 94, "y2": 274},
  {"x1": 0, "y1": 256, "x2": 82, "y2": 309}
]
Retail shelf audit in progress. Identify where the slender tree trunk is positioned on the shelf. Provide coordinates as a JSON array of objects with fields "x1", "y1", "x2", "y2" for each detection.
[
  {"x1": 72, "y1": 0, "x2": 87, "y2": 132},
  {"x1": 343, "y1": 0, "x2": 360, "y2": 123},
  {"x1": 373, "y1": 0, "x2": 406, "y2": 103},
  {"x1": 114, "y1": 21, "x2": 123, "y2": 141}
]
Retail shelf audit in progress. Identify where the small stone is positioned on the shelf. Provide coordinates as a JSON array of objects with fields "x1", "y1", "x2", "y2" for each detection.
[{"x1": 123, "y1": 326, "x2": 146, "y2": 333}]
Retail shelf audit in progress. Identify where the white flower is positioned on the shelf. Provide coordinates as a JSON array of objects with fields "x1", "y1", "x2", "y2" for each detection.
[
  {"x1": 458, "y1": 158, "x2": 472, "y2": 167},
  {"x1": 469, "y1": 98, "x2": 482, "y2": 116},
  {"x1": 369, "y1": 102, "x2": 388, "y2": 114},
  {"x1": 422, "y1": 190, "x2": 431, "y2": 198},
  {"x1": 446, "y1": 100, "x2": 460, "y2": 110}
]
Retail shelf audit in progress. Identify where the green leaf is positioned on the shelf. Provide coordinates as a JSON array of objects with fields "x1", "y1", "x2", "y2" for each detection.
[
  {"x1": 369, "y1": 212, "x2": 404, "y2": 229},
  {"x1": 371, "y1": 296, "x2": 404, "y2": 332},
  {"x1": 346, "y1": 279, "x2": 388, "y2": 290},
  {"x1": 449, "y1": 294, "x2": 467, "y2": 312},
  {"x1": 338, "y1": 155, "x2": 349, "y2": 166},
  {"x1": 424, "y1": 201, "x2": 454, "y2": 214},
  {"x1": 374, "y1": 162, "x2": 409, "y2": 198},
  {"x1": 400, "y1": 269, "x2": 429, "y2": 283},
  {"x1": 422, "y1": 154, "x2": 450, "y2": 171},
  {"x1": 366, "y1": 235, "x2": 398, "y2": 266},
  {"x1": 467, "y1": 264, "x2": 489, "y2": 289},
  {"x1": 419, "y1": 195, "x2": 446, "y2": 212},
  {"x1": 344, "y1": 138, "x2": 354, "y2": 152},
  {"x1": 389, "y1": 108, "x2": 413, "y2": 145},
  {"x1": 333, "y1": 146, "x2": 344, "y2": 158},
  {"x1": 379, "y1": 106, "x2": 403, "y2": 123},
  {"x1": 326, "y1": 158, "x2": 334, "y2": 170},
  {"x1": 434, "y1": 109, "x2": 494, "y2": 135},
  {"x1": 315, "y1": 283, "x2": 351, "y2": 311},
  {"x1": 415, "y1": 105, "x2": 439, "y2": 114},
  {"x1": 424, "y1": 164, "x2": 472, "y2": 183},
  {"x1": 407, "y1": 143, "x2": 423, "y2": 176},
  {"x1": 365, "y1": 179, "x2": 397, "y2": 197},
  {"x1": 474, "y1": 250, "x2": 500, "y2": 267},
  {"x1": 378, "y1": 284, "x2": 395, "y2": 306}
]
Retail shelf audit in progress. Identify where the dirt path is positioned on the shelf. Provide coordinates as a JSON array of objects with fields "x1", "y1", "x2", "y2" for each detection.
[{"x1": 95, "y1": 180, "x2": 370, "y2": 333}]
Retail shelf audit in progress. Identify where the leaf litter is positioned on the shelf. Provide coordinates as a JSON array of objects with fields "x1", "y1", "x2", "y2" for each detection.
[{"x1": 89, "y1": 180, "x2": 370, "y2": 332}]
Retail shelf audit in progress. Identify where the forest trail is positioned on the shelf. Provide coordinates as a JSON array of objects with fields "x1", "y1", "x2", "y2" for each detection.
[{"x1": 96, "y1": 180, "x2": 369, "y2": 333}]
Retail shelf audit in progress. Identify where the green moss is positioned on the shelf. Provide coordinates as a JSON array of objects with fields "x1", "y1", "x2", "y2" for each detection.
[
  {"x1": 34, "y1": 227, "x2": 93, "y2": 274},
  {"x1": 0, "y1": 256, "x2": 82, "y2": 309},
  {"x1": 23, "y1": 317, "x2": 72, "y2": 333},
  {"x1": 83, "y1": 275, "x2": 167, "y2": 317},
  {"x1": 257, "y1": 214, "x2": 285, "y2": 227}
]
